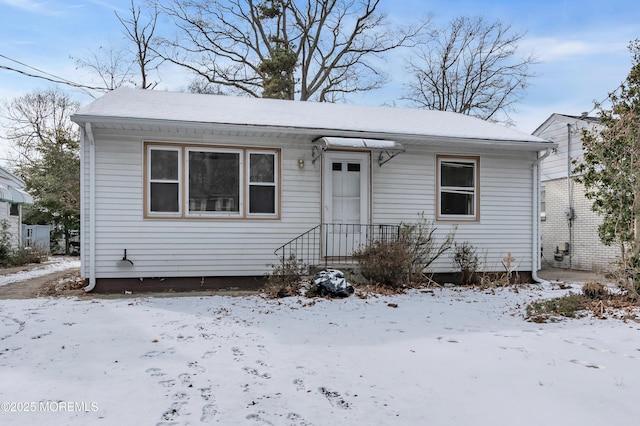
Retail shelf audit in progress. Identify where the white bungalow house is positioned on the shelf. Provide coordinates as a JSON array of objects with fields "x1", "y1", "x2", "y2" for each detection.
[
  {"x1": 0, "y1": 165, "x2": 34, "y2": 248},
  {"x1": 71, "y1": 88, "x2": 556, "y2": 292},
  {"x1": 534, "y1": 113, "x2": 618, "y2": 272}
]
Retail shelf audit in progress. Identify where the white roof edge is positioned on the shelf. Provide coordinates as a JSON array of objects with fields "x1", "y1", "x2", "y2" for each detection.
[{"x1": 72, "y1": 88, "x2": 553, "y2": 146}]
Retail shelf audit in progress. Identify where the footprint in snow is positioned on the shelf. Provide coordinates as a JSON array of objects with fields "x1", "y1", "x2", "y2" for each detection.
[
  {"x1": 200, "y1": 404, "x2": 217, "y2": 422},
  {"x1": 570, "y1": 359, "x2": 603, "y2": 369},
  {"x1": 242, "y1": 366, "x2": 271, "y2": 379},
  {"x1": 146, "y1": 367, "x2": 167, "y2": 378},
  {"x1": 188, "y1": 361, "x2": 206, "y2": 373},
  {"x1": 287, "y1": 412, "x2": 312, "y2": 426},
  {"x1": 178, "y1": 373, "x2": 192, "y2": 386},
  {"x1": 246, "y1": 413, "x2": 274, "y2": 425},
  {"x1": 141, "y1": 347, "x2": 176, "y2": 359},
  {"x1": 318, "y1": 387, "x2": 351, "y2": 409},
  {"x1": 161, "y1": 401, "x2": 188, "y2": 421},
  {"x1": 232, "y1": 347, "x2": 244, "y2": 360},
  {"x1": 202, "y1": 350, "x2": 216, "y2": 359}
]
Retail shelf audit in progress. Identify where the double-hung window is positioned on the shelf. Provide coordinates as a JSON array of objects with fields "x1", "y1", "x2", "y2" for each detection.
[
  {"x1": 248, "y1": 151, "x2": 277, "y2": 215},
  {"x1": 437, "y1": 155, "x2": 479, "y2": 221},
  {"x1": 148, "y1": 147, "x2": 181, "y2": 216},
  {"x1": 146, "y1": 144, "x2": 279, "y2": 218}
]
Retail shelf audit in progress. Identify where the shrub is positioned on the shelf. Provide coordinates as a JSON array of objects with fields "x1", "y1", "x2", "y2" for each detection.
[
  {"x1": 582, "y1": 281, "x2": 609, "y2": 299},
  {"x1": 264, "y1": 253, "x2": 308, "y2": 298},
  {"x1": 452, "y1": 241, "x2": 479, "y2": 285},
  {"x1": 355, "y1": 213, "x2": 455, "y2": 287},
  {"x1": 355, "y1": 239, "x2": 412, "y2": 286}
]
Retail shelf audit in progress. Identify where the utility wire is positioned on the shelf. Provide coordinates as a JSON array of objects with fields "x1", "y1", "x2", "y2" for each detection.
[{"x1": 0, "y1": 54, "x2": 106, "y2": 91}]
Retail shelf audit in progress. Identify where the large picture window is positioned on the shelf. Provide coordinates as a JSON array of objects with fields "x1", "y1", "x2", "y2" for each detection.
[
  {"x1": 437, "y1": 155, "x2": 479, "y2": 221},
  {"x1": 146, "y1": 144, "x2": 279, "y2": 219}
]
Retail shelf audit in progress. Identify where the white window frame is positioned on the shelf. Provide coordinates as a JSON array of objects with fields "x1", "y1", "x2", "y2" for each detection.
[
  {"x1": 147, "y1": 145, "x2": 182, "y2": 217},
  {"x1": 247, "y1": 150, "x2": 279, "y2": 217},
  {"x1": 437, "y1": 155, "x2": 479, "y2": 221},
  {"x1": 185, "y1": 147, "x2": 244, "y2": 218}
]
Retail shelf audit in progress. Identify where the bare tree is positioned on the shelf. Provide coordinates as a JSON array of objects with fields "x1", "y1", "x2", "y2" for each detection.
[
  {"x1": 115, "y1": 0, "x2": 161, "y2": 89},
  {"x1": 72, "y1": 42, "x2": 136, "y2": 91},
  {"x1": 404, "y1": 16, "x2": 537, "y2": 124},
  {"x1": 154, "y1": 0, "x2": 425, "y2": 101},
  {"x1": 72, "y1": 0, "x2": 161, "y2": 91}
]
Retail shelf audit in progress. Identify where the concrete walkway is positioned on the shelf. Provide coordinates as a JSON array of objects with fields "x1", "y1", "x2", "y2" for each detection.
[{"x1": 538, "y1": 267, "x2": 610, "y2": 284}]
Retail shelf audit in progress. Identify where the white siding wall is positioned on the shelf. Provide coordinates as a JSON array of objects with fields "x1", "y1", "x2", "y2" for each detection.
[
  {"x1": 372, "y1": 146, "x2": 535, "y2": 273},
  {"x1": 85, "y1": 129, "x2": 320, "y2": 278},
  {"x1": 0, "y1": 201, "x2": 21, "y2": 247},
  {"x1": 84, "y1": 128, "x2": 537, "y2": 278}
]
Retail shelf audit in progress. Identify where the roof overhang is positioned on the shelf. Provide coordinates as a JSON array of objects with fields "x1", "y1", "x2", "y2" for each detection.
[
  {"x1": 311, "y1": 137, "x2": 405, "y2": 166},
  {"x1": 0, "y1": 183, "x2": 34, "y2": 205}
]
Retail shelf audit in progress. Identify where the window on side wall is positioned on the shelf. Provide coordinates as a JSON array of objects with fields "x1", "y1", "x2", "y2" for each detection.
[
  {"x1": 437, "y1": 155, "x2": 479, "y2": 221},
  {"x1": 148, "y1": 146, "x2": 181, "y2": 216},
  {"x1": 9, "y1": 203, "x2": 19, "y2": 216},
  {"x1": 540, "y1": 186, "x2": 546, "y2": 221},
  {"x1": 146, "y1": 144, "x2": 279, "y2": 219}
]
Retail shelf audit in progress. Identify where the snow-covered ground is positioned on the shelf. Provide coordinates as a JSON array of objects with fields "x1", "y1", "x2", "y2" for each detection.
[
  {"x1": 0, "y1": 283, "x2": 639, "y2": 425},
  {"x1": 0, "y1": 257, "x2": 80, "y2": 287}
]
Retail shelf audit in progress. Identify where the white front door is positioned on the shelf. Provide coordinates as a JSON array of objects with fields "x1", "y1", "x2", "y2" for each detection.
[{"x1": 322, "y1": 152, "x2": 370, "y2": 258}]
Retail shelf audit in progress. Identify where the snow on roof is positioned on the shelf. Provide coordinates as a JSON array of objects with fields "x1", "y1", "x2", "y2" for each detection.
[{"x1": 73, "y1": 87, "x2": 550, "y2": 145}]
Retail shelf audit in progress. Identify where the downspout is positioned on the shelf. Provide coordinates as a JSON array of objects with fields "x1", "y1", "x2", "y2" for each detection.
[
  {"x1": 84, "y1": 122, "x2": 97, "y2": 292},
  {"x1": 532, "y1": 148, "x2": 553, "y2": 283}
]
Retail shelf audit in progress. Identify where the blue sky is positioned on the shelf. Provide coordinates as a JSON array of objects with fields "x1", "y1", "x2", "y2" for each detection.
[{"x1": 0, "y1": 0, "x2": 638, "y2": 161}]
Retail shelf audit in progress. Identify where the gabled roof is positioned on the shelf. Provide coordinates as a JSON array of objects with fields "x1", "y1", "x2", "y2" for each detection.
[
  {"x1": 532, "y1": 113, "x2": 600, "y2": 136},
  {"x1": 72, "y1": 87, "x2": 553, "y2": 150}
]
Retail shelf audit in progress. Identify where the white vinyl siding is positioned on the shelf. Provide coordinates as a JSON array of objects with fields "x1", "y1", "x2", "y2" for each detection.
[
  {"x1": 372, "y1": 145, "x2": 535, "y2": 273},
  {"x1": 83, "y1": 129, "x2": 316, "y2": 278},
  {"x1": 82, "y1": 127, "x2": 537, "y2": 279}
]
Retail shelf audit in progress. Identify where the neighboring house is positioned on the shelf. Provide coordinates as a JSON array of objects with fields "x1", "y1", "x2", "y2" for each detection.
[
  {"x1": 71, "y1": 88, "x2": 555, "y2": 292},
  {"x1": 0, "y1": 165, "x2": 34, "y2": 248},
  {"x1": 533, "y1": 113, "x2": 618, "y2": 272}
]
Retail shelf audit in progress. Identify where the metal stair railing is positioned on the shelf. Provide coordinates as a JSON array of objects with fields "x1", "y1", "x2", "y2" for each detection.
[{"x1": 274, "y1": 223, "x2": 400, "y2": 272}]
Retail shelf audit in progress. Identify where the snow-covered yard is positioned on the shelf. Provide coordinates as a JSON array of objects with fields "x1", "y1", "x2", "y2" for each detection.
[{"x1": 0, "y1": 283, "x2": 639, "y2": 425}]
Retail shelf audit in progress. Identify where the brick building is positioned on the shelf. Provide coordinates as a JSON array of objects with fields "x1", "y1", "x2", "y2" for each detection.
[{"x1": 534, "y1": 114, "x2": 619, "y2": 272}]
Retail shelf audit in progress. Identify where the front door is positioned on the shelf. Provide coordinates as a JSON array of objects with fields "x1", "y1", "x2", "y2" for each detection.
[{"x1": 322, "y1": 152, "x2": 370, "y2": 258}]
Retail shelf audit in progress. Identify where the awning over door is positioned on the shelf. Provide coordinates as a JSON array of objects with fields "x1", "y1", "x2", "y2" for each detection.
[
  {"x1": 0, "y1": 183, "x2": 34, "y2": 205},
  {"x1": 312, "y1": 137, "x2": 405, "y2": 166}
]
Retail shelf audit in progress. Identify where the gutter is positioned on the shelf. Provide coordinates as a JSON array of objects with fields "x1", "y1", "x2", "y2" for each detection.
[
  {"x1": 83, "y1": 122, "x2": 97, "y2": 292},
  {"x1": 532, "y1": 148, "x2": 553, "y2": 283},
  {"x1": 70, "y1": 116, "x2": 552, "y2": 151}
]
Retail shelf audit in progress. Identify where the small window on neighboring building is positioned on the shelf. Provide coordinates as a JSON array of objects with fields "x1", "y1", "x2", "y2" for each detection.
[
  {"x1": 9, "y1": 203, "x2": 19, "y2": 216},
  {"x1": 540, "y1": 187, "x2": 546, "y2": 221},
  {"x1": 437, "y1": 155, "x2": 480, "y2": 221}
]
